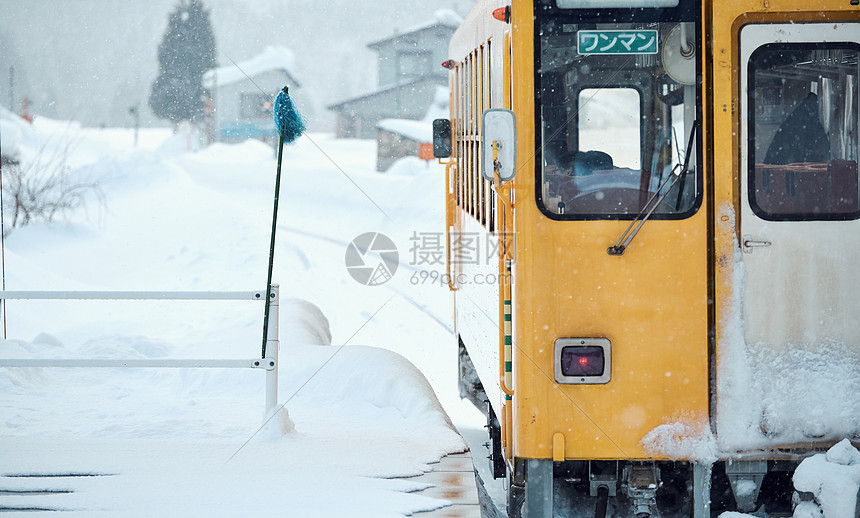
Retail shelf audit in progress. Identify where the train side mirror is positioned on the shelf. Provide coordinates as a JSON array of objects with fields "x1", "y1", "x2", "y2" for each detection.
[
  {"x1": 432, "y1": 119, "x2": 452, "y2": 158},
  {"x1": 482, "y1": 109, "x2": 517, "y2": 182}
]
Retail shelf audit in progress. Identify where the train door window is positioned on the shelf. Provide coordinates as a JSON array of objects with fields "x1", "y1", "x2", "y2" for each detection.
[{"x1": 748, "y1": 44, "x2": 860, "y2": 220}]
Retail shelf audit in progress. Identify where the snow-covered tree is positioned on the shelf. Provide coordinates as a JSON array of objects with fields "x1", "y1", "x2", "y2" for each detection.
[{"x1": 149, "y1": 0, "x2": 216, "y2": 125}]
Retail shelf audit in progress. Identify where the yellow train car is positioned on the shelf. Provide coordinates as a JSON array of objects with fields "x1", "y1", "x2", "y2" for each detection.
[{"x1": 433, "y1": 0, "x2": 860, "y2": 516}]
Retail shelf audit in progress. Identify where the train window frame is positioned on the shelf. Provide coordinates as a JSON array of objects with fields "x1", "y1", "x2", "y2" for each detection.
[
  {"x1": 747, "y1": 42, "x2": 860, "y2": 222},
  {"x1": 534, "y1": 2, "x2": 703, "y2": 222},
  {"x1": 537, "y1": 0, "x2": 694, "y2": 24}
]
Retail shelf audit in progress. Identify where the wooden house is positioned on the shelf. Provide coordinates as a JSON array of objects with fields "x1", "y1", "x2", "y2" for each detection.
[{"x1": 203, "y1": 46, "x2": 301, "y2": 144}]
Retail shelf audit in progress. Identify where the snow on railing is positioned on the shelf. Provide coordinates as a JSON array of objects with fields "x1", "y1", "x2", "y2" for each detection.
[{"x1": 0, "y1": 285, "x2": 281, "y2": 415}]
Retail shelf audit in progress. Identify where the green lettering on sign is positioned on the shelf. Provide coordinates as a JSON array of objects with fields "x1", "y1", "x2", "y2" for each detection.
[{"x1": 577, "y1": 30, "x2": 659, "y2": 55}]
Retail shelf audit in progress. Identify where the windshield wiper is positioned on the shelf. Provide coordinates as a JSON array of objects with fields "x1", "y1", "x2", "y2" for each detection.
[{"x1": 607, "y1": 123, "x2": 697, "y2": 256}]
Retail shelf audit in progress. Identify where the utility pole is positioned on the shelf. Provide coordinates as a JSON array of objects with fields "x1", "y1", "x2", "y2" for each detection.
[{"x1": 129, "y1": 104, "x2": 140, "y2": 147}]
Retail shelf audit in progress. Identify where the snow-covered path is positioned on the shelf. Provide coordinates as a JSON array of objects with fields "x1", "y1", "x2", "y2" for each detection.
[{"x1": 0, "y1": 114, "x2": 485, "y2": 516}]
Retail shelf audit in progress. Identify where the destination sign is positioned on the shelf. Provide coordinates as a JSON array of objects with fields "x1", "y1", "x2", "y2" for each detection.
[{"x1": 577, "y1": 29, "x2": 659, "y2": 55}]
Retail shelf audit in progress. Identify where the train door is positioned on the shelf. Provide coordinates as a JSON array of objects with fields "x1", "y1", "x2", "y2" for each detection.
[{"x1": 738, "y1": 22, "x2": 860, "y2": 437}]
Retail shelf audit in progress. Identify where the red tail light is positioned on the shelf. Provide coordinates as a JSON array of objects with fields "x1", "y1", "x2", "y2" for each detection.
[
  {"x1": 554, "y1": 338, "x2": 611, "y2": 384},
  {"x1": 560, "y1": 346, "x2": 605, "y2": 377}
]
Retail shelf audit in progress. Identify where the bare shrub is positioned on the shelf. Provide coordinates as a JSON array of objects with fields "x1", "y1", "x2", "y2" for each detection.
[{"x1": 1, "y1": 137, "x2": 104, "y2": 233}]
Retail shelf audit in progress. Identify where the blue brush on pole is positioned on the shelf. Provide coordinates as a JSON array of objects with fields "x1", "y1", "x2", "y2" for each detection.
[{"x1": 262, "y1": 86, "x2": 306, "y2": 358}]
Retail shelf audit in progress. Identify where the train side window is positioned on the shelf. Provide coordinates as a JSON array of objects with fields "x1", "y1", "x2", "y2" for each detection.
[{"x1": 748, "y1": 44, "x2": 860, "y2": 220}]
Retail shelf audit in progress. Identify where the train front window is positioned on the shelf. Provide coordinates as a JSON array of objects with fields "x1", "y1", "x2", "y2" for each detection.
[
  {"x1": 536, "y1": 3, "x2": 699, "y2": 219},
  {"x1": 748, "y1": 44, "x2": 860, "y2": 221}
]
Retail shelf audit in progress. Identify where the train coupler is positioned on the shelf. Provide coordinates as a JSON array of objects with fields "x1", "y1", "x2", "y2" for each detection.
[{"x1": 623, "y1": 464, "x2": 661, "y2": 518}]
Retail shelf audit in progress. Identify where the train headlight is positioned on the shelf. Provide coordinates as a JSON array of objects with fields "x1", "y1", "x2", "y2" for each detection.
[{"x1": 554, "y1": 338, "x2": 611, "y2": 384}]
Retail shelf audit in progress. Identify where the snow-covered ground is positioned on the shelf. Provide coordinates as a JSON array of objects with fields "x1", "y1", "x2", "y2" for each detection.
[
  {"x1": 0, "y1": 111, "x2": 485, "y2": 516},
  {"x1": 1, "y1": 111, "x2": 858, "y2": 517}
]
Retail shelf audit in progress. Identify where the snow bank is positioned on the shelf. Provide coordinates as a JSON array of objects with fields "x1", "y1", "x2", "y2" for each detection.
[
  {"x1": 0, "y1": 118, "x2": 23, "y2": 158},
  {"x1": 385, "y1": 155, "x2": 434, "y2": 176},
  {"x1": 0, "y1": 115, "x2": 470, "y2": 516},
  {"x1": 282, "y1": 297, "x2": 332, "y2": 345},
  {"x1": 303, "y1": 345, "x2": 452, "y2": 425},
  {"x1": 0, "y1": 108, "x2": 60, "y2": 164},
  {"x1": 793, "y1": 439, "x2": 860, "y2": 518},
  {"x1": 156, "y1": 121, "x2": 202, "y2": 155}
]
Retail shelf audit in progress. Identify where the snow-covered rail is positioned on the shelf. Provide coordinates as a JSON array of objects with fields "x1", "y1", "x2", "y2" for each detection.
[{"x1": 0, "y1": 286, "x2": 281, "y2": 416}]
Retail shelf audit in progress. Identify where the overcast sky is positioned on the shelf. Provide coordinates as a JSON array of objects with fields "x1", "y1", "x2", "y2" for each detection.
[{"x1": 0, "y1": 0, "x2": 475, "y2": 130}]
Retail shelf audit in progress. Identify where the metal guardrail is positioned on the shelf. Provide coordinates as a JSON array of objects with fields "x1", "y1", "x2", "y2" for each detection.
[
  {"x1": 0, "y1": 285, "x2": 281, "y2": 414},
  {"x1": 0, "y1": 290, "x2": 267, "y2": 300}
]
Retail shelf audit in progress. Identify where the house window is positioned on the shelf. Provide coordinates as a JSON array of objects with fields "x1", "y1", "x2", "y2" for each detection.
[{"x1": 240, "y1": 92, "x2": 273, "y2": 119}]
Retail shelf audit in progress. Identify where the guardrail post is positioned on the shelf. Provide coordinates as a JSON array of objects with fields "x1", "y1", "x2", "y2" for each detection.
[{"x1": 265, "y1": 284, "x2": 279, "y2": 414}]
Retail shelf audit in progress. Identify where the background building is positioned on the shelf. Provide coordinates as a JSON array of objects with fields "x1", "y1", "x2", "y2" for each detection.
[
  {"x1": 328, "y1": 9, "x2": 461, "y2": 140},
  {"x1": 203, "y1": 46, "x2": 302, "y2": 144}
]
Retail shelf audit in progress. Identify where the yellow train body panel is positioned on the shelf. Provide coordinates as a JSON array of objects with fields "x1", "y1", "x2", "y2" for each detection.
[
  {"x1": 450, "y1": 0, "x2": 710, "y2": 462},
  {"x1": 512, "y1": 219, "x2": 709, "y2": 460}
]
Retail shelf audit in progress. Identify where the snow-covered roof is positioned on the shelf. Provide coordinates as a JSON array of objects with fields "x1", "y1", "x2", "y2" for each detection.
[
  {"x1": 327, "y1": 77, "x2": 445, "y2": 110},
  {"x1": 368, "y1": 9, "x2": 462, "y2": 48},
  {"x1": 377, "y1": 118, "x2": 431, "y2": 143},
  {"x1": 376, "y1": 86, "x2": 449, "y2": 142},
  {"x1": 202, "y1": 45, "x2": 298, "y2": 89},
  {"x1": 425, "y1": 8, "x2": 463, "y2": 29}
]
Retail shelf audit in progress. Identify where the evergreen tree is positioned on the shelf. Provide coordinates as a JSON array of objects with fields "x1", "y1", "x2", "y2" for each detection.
[{"x1": 149, "y1": 0, "x2": 216, "y2": 125}]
